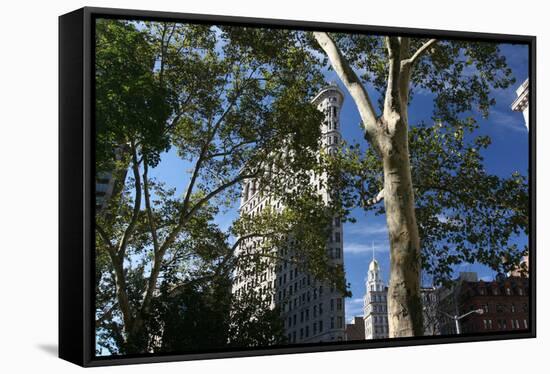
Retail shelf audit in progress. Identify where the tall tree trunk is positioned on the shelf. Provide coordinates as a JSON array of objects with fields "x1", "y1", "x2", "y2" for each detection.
[
  {"x1": 313, "y1": 32, "x2": 427, "y2": 338},
  {"x1": 379, "y1": 117, "x2": 423, "y2": 337}
]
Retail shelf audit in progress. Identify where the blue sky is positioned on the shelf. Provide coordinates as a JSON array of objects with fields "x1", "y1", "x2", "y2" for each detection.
[{"x1": 148, "y1": 41, "x2": 529, "y2": 323}]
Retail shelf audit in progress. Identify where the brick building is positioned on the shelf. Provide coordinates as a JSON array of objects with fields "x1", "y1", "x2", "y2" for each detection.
[
  {"x1": 345, "y1": 317, "x2": 366, "y2": 341},
  {"x1": 438, "y1": 272, "x2": 529, "y2": 335}
]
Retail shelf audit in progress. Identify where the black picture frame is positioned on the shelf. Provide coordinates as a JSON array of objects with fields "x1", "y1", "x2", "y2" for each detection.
[{"x1": 59, "y1": 6, "x2": 536, "y2": 367}]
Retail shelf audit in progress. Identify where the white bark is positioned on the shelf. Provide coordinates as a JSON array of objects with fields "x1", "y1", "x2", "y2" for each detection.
[
  {"x1": 313, "y1": 32, "x2": 378, "y2": 130},
  {"x1": 316, "y1": 33, "x2": 424, "y2": 337}
]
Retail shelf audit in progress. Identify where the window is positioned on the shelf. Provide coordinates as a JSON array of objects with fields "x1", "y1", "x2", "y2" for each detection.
[
  {"x1": 337, "y1": 317, "x2": 343, "y2": 329},
  {"x1": 335, "y1": 232, "x2": 341, "y2": 243},
  {"x1": 331, "y1": 317, "x2": 335, "y2": 329},
  {"x1": 337, "y1": 298, "x2": 342, "y2": 311},
  {"x1": 330, "y1": 299, "x2": 334, "y2": 312},
  {"x1": 306, "y1": 325, "x2": 310, "y2": 338},
  {"x1": 319, "y1": 320, "x2": 324, "y2": 332}
]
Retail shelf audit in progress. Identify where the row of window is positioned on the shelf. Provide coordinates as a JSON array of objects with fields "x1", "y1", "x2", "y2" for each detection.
[
  {"x1": 475, "y1": 286, "x2": 526, "y2": 296},
  {"x1": 482, "y1": 319, "x2": 528, "y2": 330},
  {"x1": 472, "y1": 302, "x2": 528, "y2": 314},
  {"x1": 367, "y1": 293, "x2": 387, "y2": 303},
  {"x1": 328, "y1": 247, "x2": 341, "y2": 259},
  {"x1": 329, "y1": 231, "x2": 341, "y2": 243},
  {"x1": 365, "y1": 325, "x2": 389, "y2": 337},
  {"x1": 326, "y1": 135, "x2": 340, "y2": 145},
  {"x1": 287, "y1": 316, "x2": 344, "y2": 343},
  {"x1": 365, "y1": 304, "x2": 388, "y2": 314},
  {"x1": 368, "y1": 315, "x2": 388, "y2": 325}
]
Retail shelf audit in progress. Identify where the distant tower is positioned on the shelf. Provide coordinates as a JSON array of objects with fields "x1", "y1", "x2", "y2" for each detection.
[
  {"x1": 363, "y1": 246, "x2": 389, "y2": 339},
  {"x1": 511, "y1": 79, "x2": 529, "y2": 130}
]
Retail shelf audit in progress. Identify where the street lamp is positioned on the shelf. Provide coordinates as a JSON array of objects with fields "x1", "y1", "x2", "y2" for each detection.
[{"x1": 439, "y1": 308, "x2": 484, "y2": 334}]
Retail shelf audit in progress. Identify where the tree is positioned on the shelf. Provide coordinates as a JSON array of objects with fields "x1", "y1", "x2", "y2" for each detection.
[
  {"x1": 94, "y1": 20, "x2": 338, "y2": 354},
  {"x1": 313, "y1": 32, "x2": 520, "y2": 337}
]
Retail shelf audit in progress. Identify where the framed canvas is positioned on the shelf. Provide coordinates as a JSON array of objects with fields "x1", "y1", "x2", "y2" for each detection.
[{"x1": 59, "y1": 6, "x2": 536, "y2": 367}]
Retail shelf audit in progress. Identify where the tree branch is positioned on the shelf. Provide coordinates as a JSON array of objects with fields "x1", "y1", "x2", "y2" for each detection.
[
  {"x1": 117, "y1": 143, "x2": 142, "y2": 259},
  {"x1": 407, "y1": 39, "x2": 438, "y2": 65},
  {"x1": 142, "y1": 158, "x2": 160, "y2": 254},
  {"x1": 96, "y1": 303, "x2": 119, "y2": 327},
  {"x1": 207, "y1": 139, "x2": 257, "y2": 160},
  {"x1": 384, "y1": 37, "x2": 403, "y2": 117},
  {"x1": 96, "y1": 223, "x2": 116, "y2": 256},
  {"x1": 313, "y1": 32, "x2": 378, "y2": 129},
  {"x1": 362, "y1": 189, "x2": 385, "y2": 207}
]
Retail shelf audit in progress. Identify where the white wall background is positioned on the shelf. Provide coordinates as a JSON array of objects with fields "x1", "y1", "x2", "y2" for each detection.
[{"x1": 0, "y1": 0, "x2": 546, "y2": 372}]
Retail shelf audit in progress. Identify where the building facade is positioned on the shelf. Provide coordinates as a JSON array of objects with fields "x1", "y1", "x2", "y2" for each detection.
[
  {"x1": 511, "y1": 78, "x2": 529, "y2": 129},
  {"x1": 96, "y1": 172, "x2": 116, "y2": 210},
  {"x1": 232, "y1": 84, "x2": 347, "y2": 344},
  {"x1": 438, "y1": 272, "x2": 530, "y2": 335},
  {"x1": 363, "y1": 258, "x2": 389, "y2": 339}
]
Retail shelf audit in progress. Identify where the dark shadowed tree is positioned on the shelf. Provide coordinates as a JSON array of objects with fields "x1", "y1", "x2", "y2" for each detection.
[{"x1": 94, "y1": 20, "x2": 345, "y2": 354}]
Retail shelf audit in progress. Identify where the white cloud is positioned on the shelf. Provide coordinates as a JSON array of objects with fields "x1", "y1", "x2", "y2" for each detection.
[
  {"x1": 346, "y1": 223, "x2": 388, "y2": 237},
  {"x1": 489, "y1": 109, "x2": 527, "y2": 133},
  {"x1": 345, "y1": 299, "x2": 364, "y2": 321},
  {"x1": 344, "y1": 242, "x2": 389, "y2": 255}
]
